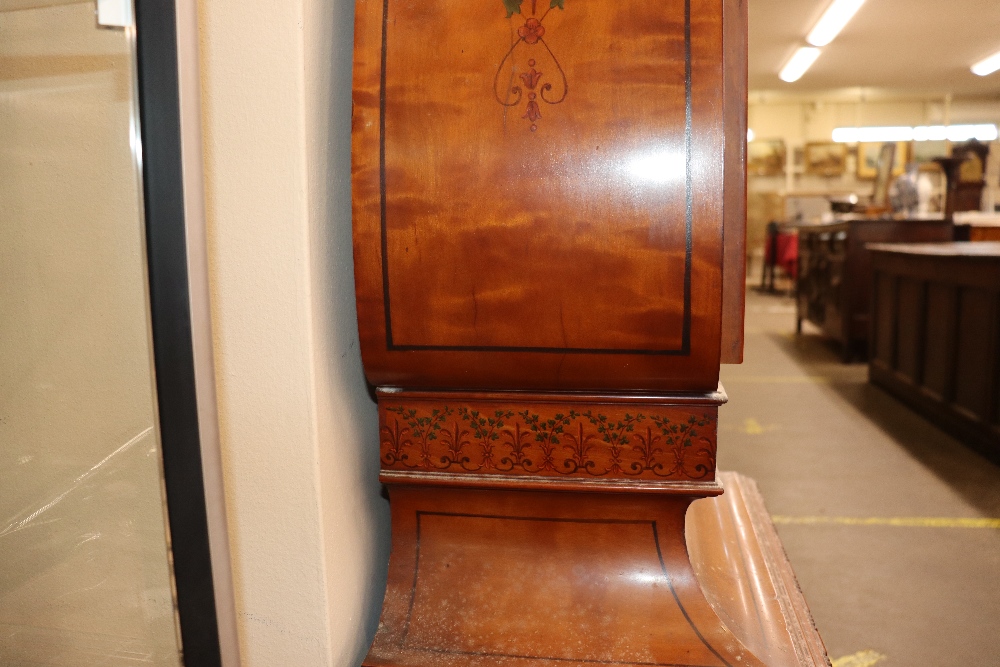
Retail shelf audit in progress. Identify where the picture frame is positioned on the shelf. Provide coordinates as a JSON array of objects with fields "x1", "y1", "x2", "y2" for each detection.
[
  {"x1": 804, "y1": 142, "x2": 847, "y2": 177},
  {"x1": 857, "y1": 141, "x2": 909, "y2": 179},
  {"x1": 747, "y1": 138, "x2": 787, "y2": 177},
  {"x1": 872, "y1": 143, "x2": 898, "y2": 207}
]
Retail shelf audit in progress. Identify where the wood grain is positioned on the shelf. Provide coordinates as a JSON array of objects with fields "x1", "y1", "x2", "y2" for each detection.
[
  {"x1": 352, "y1": 0, "x2": 733, "y2": 392},
  {"x1": 363, "y1": 472, "x2": 827, "y2": 667},
  {"x1": 720, "y1": 0, "x2": 747, "y2": 364},
  {"x1": 349, "y1": 1, "x2": 829, "y2": 664}
]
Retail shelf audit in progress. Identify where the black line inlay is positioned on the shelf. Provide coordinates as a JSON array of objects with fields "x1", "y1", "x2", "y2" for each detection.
[
  {"x1": 681, "y1": 0, "x2": 693, "y2": 354},
  {"x1": 376, "y1": 0, "x2": 695, "y2": 356}
]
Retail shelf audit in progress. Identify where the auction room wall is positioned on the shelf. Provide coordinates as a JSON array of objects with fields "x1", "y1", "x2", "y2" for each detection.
[
  {"x1": 748, "y1": 95, "x2": 1000, "y2": 201},
  {"x1": 744, "y1": 94, "x2": 1000, "y2": 258},
  {"x1": 198, "y1": 0, "x2": 389, "y2": 664}
]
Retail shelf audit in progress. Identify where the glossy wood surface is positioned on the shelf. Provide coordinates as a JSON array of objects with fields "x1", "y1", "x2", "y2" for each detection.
[
  {"x1": 869, "y1": 243, "x2": 1000, "y2": 463},
  {"x1": 720, "y1": 0, "x2": 747, "y2": 364},
  {"x1": 350, "y1": 1, "x2": 827, "y2": 663},
  {"x1": 364, "y1": 472, "x2": 827, "y2": 667},
  {"x1": 688, "y1": 473, "x2": 829, "y2": 667},
  {"x1": 352, "y1": 0, "x2": 743, "y2": 392}
]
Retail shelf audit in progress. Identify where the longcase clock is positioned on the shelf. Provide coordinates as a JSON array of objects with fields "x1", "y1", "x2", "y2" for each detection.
[{"x1": 351, "y1": 0, "x2": 830, "y2": 664}]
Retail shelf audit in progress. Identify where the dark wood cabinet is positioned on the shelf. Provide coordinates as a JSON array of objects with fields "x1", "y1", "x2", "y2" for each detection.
[
  {"x1": 953, "y1": 213, "x2": 1000, "y2": 242},
  {"x1": 869, "y1": 242, "x2": 1000, "y2": 463},
  {"x1": 795, "y1": 217, "x2": 953, "y2": 361}
]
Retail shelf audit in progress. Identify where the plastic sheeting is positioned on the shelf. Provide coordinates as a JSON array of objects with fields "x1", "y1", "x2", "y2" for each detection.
[{"x1": 0, "y1": 3, "x2": 183, "y2": 665}]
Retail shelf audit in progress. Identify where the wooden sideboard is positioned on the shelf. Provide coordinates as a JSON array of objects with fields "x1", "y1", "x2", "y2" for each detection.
[
  {"x1": 795, "y1": 217, "x2": 953, "y2": 361},
  {"x1": 351, "y1": 0, "x2": 829, "y2": 664},
  {"x1": 869, "y1": 242, "x2": 1000, "y2": 463},
  {"x1": 954, "y1": 212, "x2": 1000, "y2": 242}
]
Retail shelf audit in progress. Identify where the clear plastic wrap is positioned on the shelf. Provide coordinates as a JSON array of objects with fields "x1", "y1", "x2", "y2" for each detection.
[{"x1": 0, "y1": 3, "x2": 182, "y2": 664}]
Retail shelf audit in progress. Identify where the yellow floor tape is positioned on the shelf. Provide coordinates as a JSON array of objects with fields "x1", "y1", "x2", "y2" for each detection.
[
  {"x1": 832, "y1": 650, "x2": 887, "y2": 667},
  {"x1": 772, "y1": 516, "x2": 1000, "y2": 529}
]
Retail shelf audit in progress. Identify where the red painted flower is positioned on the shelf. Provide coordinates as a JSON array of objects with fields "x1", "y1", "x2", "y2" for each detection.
[
  {"x1": 519, "y1": 68, "x2": 542, "y2": 90},
  {"x1": 523, "y1": 100, "x2": 542, "y2": 122},
  {"x1": 518, "y1": 18, "x2": 545, "y2": 44}
]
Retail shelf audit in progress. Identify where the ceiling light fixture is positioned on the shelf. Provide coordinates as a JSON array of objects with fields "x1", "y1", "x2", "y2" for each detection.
[
  {"x1": 779, "y1": 47, "x2": 821, "y2": 83},
  {"x1": 832, "y1": 124, "x2": 999, "y2": 143},
  {"x1": 807, "y1": 0, "x2": 867, "y2": 47},
  {"x1": 972, "y1": 50, "x2": 1000, "y2": 77}
]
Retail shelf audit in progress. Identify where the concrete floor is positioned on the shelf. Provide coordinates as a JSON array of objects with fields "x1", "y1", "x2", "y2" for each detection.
[{"x1": 718, "y1": 290, "x2": 1000, "y2": 667}]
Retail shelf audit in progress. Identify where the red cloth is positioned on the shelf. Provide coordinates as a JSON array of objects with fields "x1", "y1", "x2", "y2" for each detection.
[{"x1": 764, "y1": 231, "x2": 798, "y2": 279}]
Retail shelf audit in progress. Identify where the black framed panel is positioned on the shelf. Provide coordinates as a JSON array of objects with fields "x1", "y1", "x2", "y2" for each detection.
[{"x1": 134, "y1": 0, "x2": 223, "y2": 664}]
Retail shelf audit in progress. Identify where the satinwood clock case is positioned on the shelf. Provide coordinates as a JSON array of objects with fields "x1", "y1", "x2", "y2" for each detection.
[{"x1": 350, "y1": 0, "x2": 830, "y2": 664}]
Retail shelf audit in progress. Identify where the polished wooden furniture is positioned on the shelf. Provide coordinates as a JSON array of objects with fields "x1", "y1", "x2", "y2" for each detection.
[
  {"x1": 869, "y1": 242, "x2": 1000, "y2": 464},
  {"x1": 936, "y1": 141, "x2": 991, "y2": 219},
  {"x1": 953, "y1": 212, "x2": 1000, "y2": 242},
  {"x1": 352, "y1": 0, "x2": 827, "y2": 663},
  {"x1": 794, "y1": 217, "x2": 953, "y2": 361}
]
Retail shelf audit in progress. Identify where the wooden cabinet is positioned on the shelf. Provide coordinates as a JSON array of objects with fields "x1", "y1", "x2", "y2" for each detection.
[
  {"x1": 351, "y1": 0, "x2": 827, "y2": 664},
  {"x1": 954, "y1": 213, "x2": 1000, "y2": 242},
  {"x1": 795, "y1": 217, "x2": 953, "y2": 361},
  {"x1": 869, "y1": 242, "x2": 1000, "y2": 463}
]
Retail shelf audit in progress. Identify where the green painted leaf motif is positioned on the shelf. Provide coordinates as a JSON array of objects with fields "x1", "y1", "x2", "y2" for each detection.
[
  {"x1": 550, "y1": 0, "x2": 565, "y2": 9},
  {"x1": 503, "y1": 0, "x2": 523, "y2": 17}
]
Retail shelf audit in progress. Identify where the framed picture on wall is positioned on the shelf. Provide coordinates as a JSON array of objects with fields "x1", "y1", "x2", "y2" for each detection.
[
  {"x1": 804, "y1": 142, "x2": 847, "y2": 177},
  {"x1": 857, "y1": 141, "x2": 909, "y2": 179},
  {"x1": 748, "y1": 138, "x2": 786, "y2": 177},
  {"x1": 872, "y1": 143, "x2": 898, "y2": 206}
]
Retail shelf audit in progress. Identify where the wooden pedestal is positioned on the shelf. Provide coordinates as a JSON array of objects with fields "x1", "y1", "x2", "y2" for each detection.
[
  {"x1": 364, "y1": 476, "x2": 826, "y2": 667},
  {"x1": 363, "y1": 391, "x2": 827, "y2": 667}
]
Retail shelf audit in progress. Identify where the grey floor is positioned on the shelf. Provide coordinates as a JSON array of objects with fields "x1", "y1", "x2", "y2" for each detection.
[{"x1": 718, "y1": 290, "x2": 1000, "y2": 667}]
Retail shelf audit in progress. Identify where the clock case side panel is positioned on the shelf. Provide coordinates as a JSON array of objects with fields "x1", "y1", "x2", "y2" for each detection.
[
  {"x1": 721, "y1": 0, "x2": 748, "y2": 364},
  {"x1": 351, "y1": 0, "x2": 734, "y2": 393}
]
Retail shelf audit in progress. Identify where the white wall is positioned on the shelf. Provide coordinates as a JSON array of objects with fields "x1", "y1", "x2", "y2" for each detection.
[
  {"x1": 748, "y1": 94, "x2": 1000, "y2": 206},
  {"x1": 198, "y1": 0, "x2": 389, "y2": 664}
]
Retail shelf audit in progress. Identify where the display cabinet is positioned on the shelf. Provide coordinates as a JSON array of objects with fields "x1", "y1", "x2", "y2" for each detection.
[
  {"x1": 794, "y1": 217, "x2": 953, "y2": 361},
  {"x1": 870, "y1": 242, "x2": 1000, "y2": 464}
]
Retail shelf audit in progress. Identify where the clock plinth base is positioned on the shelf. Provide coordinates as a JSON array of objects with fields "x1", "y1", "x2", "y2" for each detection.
[{"x1": 364, "y1": 471, "x2": 828, "y2": 667}]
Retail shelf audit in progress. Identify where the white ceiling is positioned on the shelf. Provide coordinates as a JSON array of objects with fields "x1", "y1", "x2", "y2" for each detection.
[{"x1": 750, "y1": 0, "x2": 1000, "y2": 98}]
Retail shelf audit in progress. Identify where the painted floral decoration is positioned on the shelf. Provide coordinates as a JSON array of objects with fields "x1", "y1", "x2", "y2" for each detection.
[
  {"x1": 494, "y1": 0, "x2": 568, "y2": 132},
  {"x1": 518, "y1": 18, "x2": 546, "y2": 44}
]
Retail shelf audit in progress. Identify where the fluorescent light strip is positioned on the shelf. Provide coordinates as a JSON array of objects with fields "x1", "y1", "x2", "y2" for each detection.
[
  {"x1": 972, "y1": 50, "x2": 1000, "y2": 76},
  {"x1": 832, "y1": 125, "x2": 999, "y2": 143},
  {"x1": 807, "y1": 0, "x2": 867, "y2": 47},
  {"x1": 780, "y1": 47, "x2": 821, "y2": 83},
  {"x1": 832, "y1": 126, "x2": 912, "y2": 143}
]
